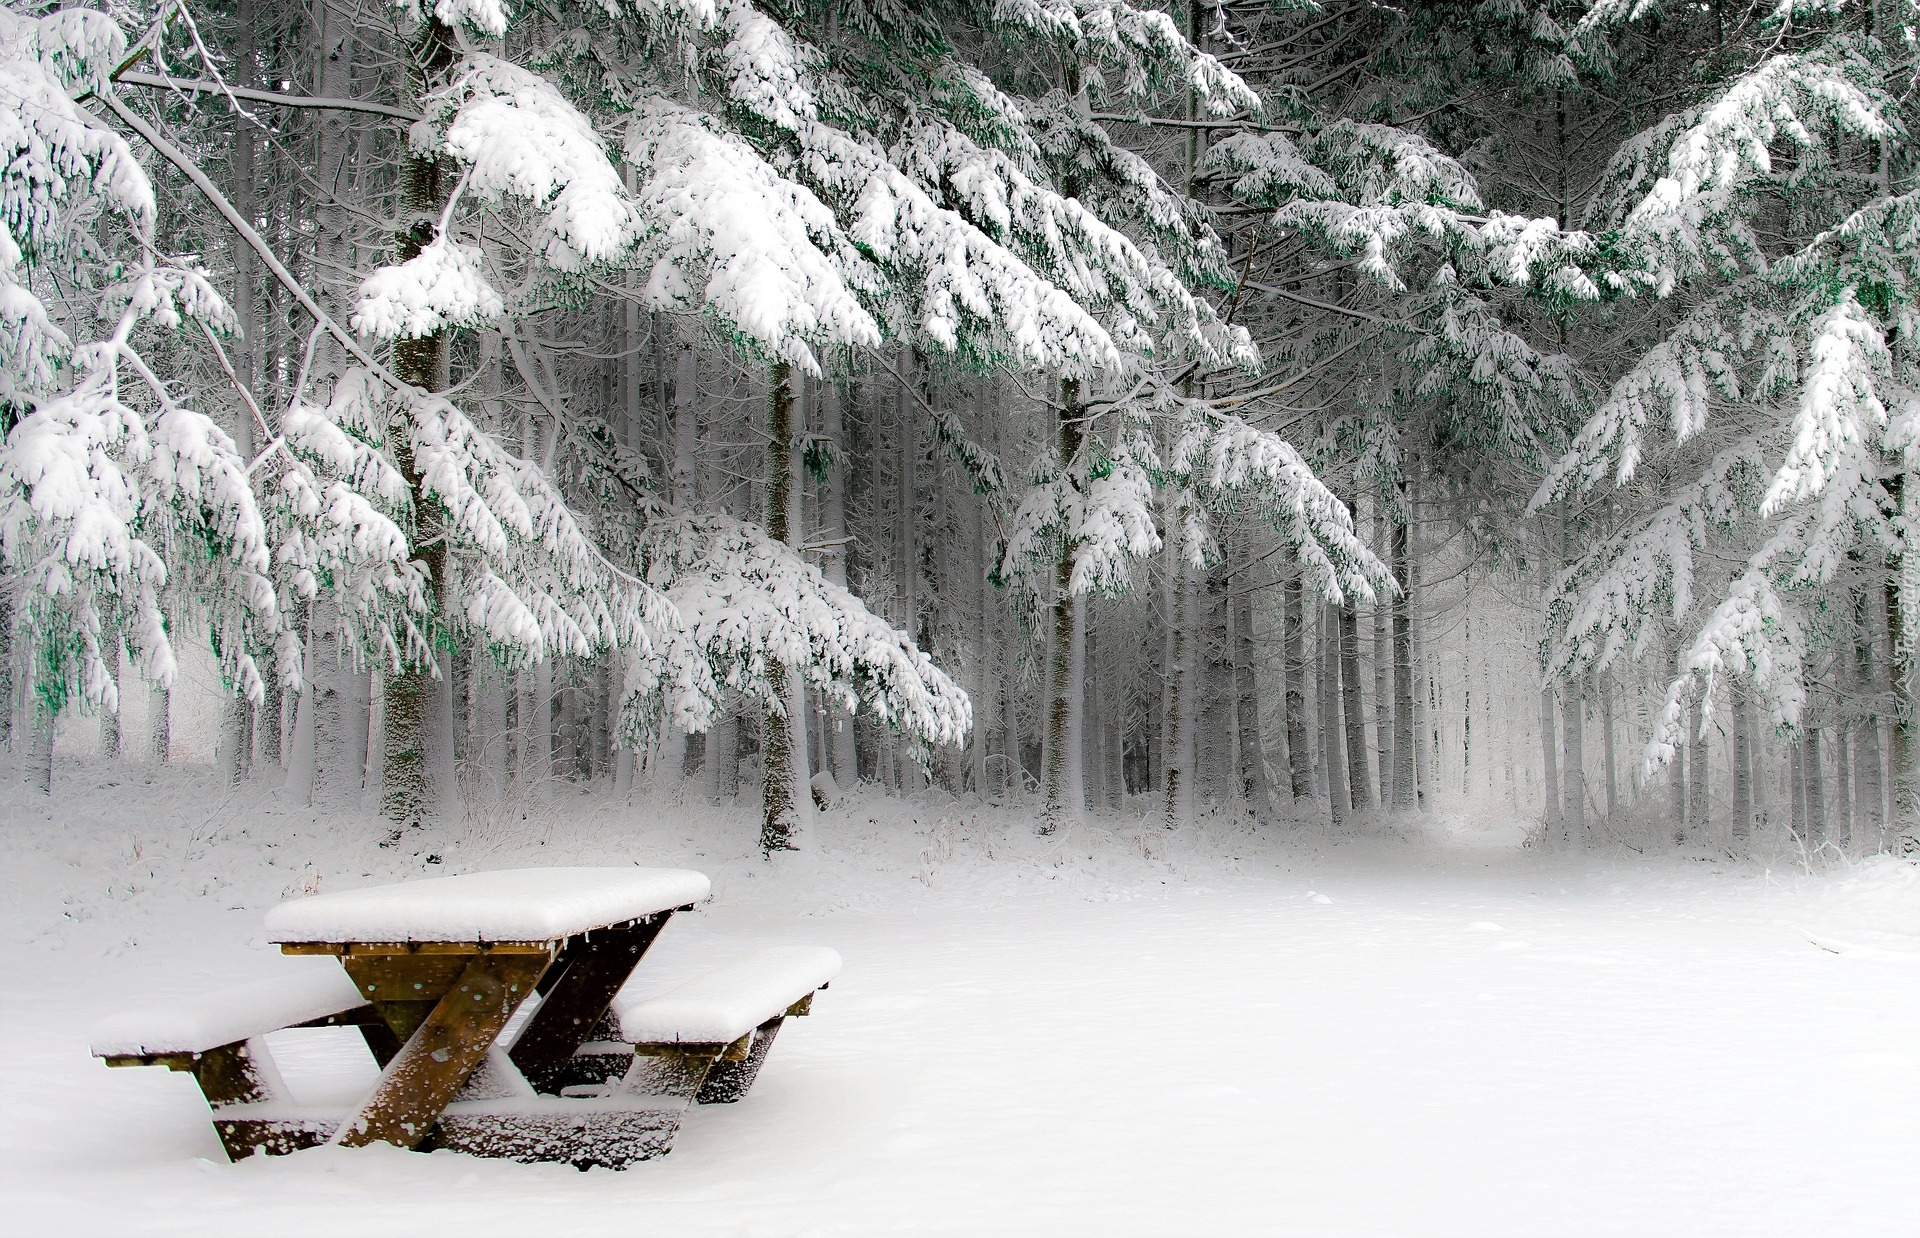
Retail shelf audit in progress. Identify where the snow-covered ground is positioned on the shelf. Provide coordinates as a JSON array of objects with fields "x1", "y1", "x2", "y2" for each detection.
[{"x1": 3, "y1": 762, "x2": 1916, "y2": 1236}]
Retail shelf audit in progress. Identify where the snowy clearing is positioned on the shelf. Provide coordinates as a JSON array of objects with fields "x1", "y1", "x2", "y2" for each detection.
[{"x1": 3, "y1": 763, "x2": 1916, "y2": 1237}]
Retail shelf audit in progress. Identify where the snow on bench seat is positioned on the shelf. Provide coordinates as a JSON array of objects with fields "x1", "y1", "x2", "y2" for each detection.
[
  {"x1": 89, "y1": 966, "x2": 367, "y2": 1058},
  {"x1": 264, "y1": 866, "x2": 711, "y2": 945},
  {"x1": 614, "y1": 947, "x2": 841, "y2": 1046}
]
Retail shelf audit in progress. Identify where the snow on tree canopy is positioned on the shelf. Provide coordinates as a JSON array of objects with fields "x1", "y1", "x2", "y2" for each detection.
[
  {"x1": 0, "y1": 7, "x2": 154, "y2": 251},
  {"x1": 793, "y1": 119, "x2": 1118, "y2": 374},
  {"x1": 626, "y1": 101, "x2": 881, "y2": 374},
  {"x1": 428, "y1": 55, "x2": 641, "y2": 272},
  {"x1": 352, "y1": 238, "x2": 503, "y2": 340},
  {"x1": 264, "y1": 867, "x2": 713, "y2": 943},
  {"x1": 894, "y1": 119, "x2": 1255, "y2": 370},
  {"x1": 990, "y1": 0, "x2": 1259, "y2": 116},
  {"x1": 1168, "y1": 403, "x2": 1391, "y2": 608},
  {"x1": 1762, "y1": 294, "x2": 1888, "y2": 516},
  {"x1": 1602, "y1": 49, "x2": 1892, "y2": 291},
  {"x1": 638, "y1": 511, "x2": 971, "y2": 749}
]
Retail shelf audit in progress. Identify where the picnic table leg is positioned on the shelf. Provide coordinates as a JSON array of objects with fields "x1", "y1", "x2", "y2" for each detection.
[
  {"x1": 695, "y1": 1016, "x2": 785, "y2": 1104},
  {"x1": 509, "y1": 916, "x2": 666, "y2": 1092},
  {"x1": 337, "y1": 951, "x2": 549, "y2": 1150}
]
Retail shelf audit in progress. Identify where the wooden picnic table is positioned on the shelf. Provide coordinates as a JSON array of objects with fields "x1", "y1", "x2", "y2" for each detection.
[{"x1": 260, "y1": 866, "x2": 708, "y2": 1157}]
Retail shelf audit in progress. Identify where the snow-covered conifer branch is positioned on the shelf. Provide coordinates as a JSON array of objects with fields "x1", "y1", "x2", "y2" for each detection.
[
  {"x1": 638, "y1": 511, "x2": 971, "y2": 750},
  {"x1": 1644, "y1": 568, "x2": 1805, "y2": 774},
  {"x1": 625, "y1": 101, "x2": 882, "y2": 374},
  {"x1": 1547, "y1": 440, "x2": 1768, "y2": 682}
]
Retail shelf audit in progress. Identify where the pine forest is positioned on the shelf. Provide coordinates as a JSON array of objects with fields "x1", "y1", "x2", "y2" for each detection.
[{"x1": 8, "y1": 0, "x2": 1920, "y2": 857}]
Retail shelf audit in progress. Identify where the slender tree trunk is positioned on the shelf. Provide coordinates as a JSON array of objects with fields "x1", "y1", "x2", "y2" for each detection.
[
  {"x1": 1233, "y1": 576, "x2": 1267, "y2": 817},
  {"x1": 1732, "y1": 681, "x2": 1754, "y2": 846},
  {"x1": 762, "y1": 362, "x2": 815, "y2": 852},
  {"x1": 26, "y1": 696, "x2": 52, "y2": 794},
  {"x1": 0, "y1": 590, "x2": 12, "y2": 753},
  {"x1": 1157, "y1": 525, "x2": 1177, "y2": 799},
  {"x1": 1562, "y1": 678, "x2": 1587, "y2": 843},
  {"x1": 286, "y1": 605, "x2": 317, "y2": 803},
  {"x1": 1371, "y1": 507, "x2": 1391, "y2": 799},
  {"x1": 1390, "y1": 505, "x2": 1416, "y2": 812},
  {"x1": 823, "y1": 375, "x2": 862, "y2": 785},
  {"x1": 1835, "y1": 724, "x2": 1855, "y2": 850},
  {"x1": 380, "y1": 17, "x2": 458, "y2": 835},
  {"x1": 1854, "y1": 584, "x2": 1886, "y2": 842},
  {"x1": 1043, "y1": 377, "x2": 1087, "y2": 830},
  {"x1": 1806, "y1": 728, "x2": 1828, "y2": 846},
  {"x1": 1885, "y1": 483, "x2": 1919, "y2": 848},
  {"x1": 1670, "y1": 726, "x2": 1687, "y2": 844},
  {"x1": 220, "y1": 698, "x2": 253, "y2": 788},
  {"x1": 1283, "y1": 567, "x2": 1312, "y2": 802},
  {"x1": 1781, "y1": 733, "x2": 1797, "y2": 840},
  {"x1": 1687, "y1": 695, "x2": 1709, "y2": 830},
  {"x1": 1083, "y1": 621, "x2": 1103, "y2": 811},
  {"x1": 100, "y1": 649, "x2": 122, "y2": 760},
  {"x1": 1410, "y1": 573, "x2": 1432, "y2": 811},
  {"x1": 1162, "y1": 550, "x2": 1199, "y2": 829},
  {"x1": 1539, "y1": 685, "x2": 1560, "y2": 833},
  {"x1": 1199, "y1": 559, "x2": 1233, "y2": 805},
  {"x1": 1601, "y1": 673, "x2": 1618, "y2": 826},
  {"x1": 1338, "y1": 599, "x2": 1372, "y2": 812},
  {"x1": 1323, "y1": 602, "x2": 1350, "y2": 823}
]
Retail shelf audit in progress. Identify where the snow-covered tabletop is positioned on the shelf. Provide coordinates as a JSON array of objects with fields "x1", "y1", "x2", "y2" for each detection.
[{"x1": 264, "y1": 867, "x2": 711, "y2": 944}]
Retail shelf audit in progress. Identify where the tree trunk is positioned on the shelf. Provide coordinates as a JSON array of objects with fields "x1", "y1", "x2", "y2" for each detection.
[
  {"x1": 1600, "y1": 673, "x2": 1618, "y2": 825},
  {"x1": 1854, "y1": 584, "x2": 1886, "y2": 842},
  {"x1": 380, "y1": 17, "x2": 458, "y2": 835},
  {"x1": 761, "y1": 362, "x2": 814, "y2": 852},
  {"x1": 1390, "y1": 506, "x2": 1416, "y2": 812},
  {"x1": 1670, "y1": 727, "x2": 1687, "y2": 844},
  {"x1": 1371, "y1": 507, "x2": 1392, "y2": 800},
  {"x1": 1805, "y1": 728, "x2": 1828, "y2": 846},
  {"x1": 1083, "y1": 622, "x2": 1103, "y2": 811},
  {"x1": 822, "y1": 375, "x2": 862, "y2": 786},
  {"x1": 1283, "y1": 567, "x2": 1312, "y2": 802},
  {"x1": 1043, "y1": 377, "x2": 1087, "y2": 831},
  {"x1": 286, "y1": 605, "x2": 317, "y2": 804},
  {"x1": 1835, "y1": 724, "x2": 1855, "y2": 850},
  {"x1": 0, "y1": 589, "x2": 12, "y2": 753},
  {"x1": 1539, "y1": 685, "x2": 1561, "y2": 833},
  {"x1": 1233, "y1": 575, "x2": 1267, "y2": 817},
  {"x1": 1323, "y1": 602, "x2": 1350, "y2": 823},
  {"x1": 26, "y1": 696, "x2": 52, "y2": 795},
  {"x1": 1732, "y1": 680, "x2": 1754, "y2": 846},
  {"x1": 1162, "y1": 552, "x2": 1199, "y2": 829},
  {"x1": 1562, "y1": 680, "x2": 1585, "y2": 844},
  {"x1": 1781, "y1": 733, "x2": 1797, "y2": 840},
  {"x1": 1687, "y1": 694, "x2": 1709, "y2": 831},
  {"x1": 100, "y1": 650, "x2": 122, "y2": 760},
  {"x1": 1198, "y1": 559, "x2": 1233, "y2": 806},
  {"x1": 220, "y1": 698, "x2": 253, "y2": 788},
  {"x1": 1337, "y1": 600, "x2": 1372, "y2": 813},
  {"x1": 1886, "y1": 495, "x2": 1918, "y2": 848}
]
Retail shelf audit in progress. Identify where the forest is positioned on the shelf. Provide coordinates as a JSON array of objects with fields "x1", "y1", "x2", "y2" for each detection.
[{"x1": 3, "y1": 0, "x2": 1918, "y2": 860}]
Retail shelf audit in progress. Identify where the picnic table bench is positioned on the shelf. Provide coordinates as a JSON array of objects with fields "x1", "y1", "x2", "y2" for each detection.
[{"x1": 90, "y1": 867, "x2": 838, "y2": 1169}]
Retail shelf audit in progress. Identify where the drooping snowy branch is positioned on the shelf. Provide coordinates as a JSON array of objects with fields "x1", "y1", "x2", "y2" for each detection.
[{"x1": 639, "y1": 511, "x2": 971, "y2": 750}]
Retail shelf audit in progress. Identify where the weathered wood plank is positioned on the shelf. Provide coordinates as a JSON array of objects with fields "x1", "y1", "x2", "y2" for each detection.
[
  {"x1": 336, "y1": 951, "x2": 550, "y2": 1150},
  {"x1": 433, "y1": 1105, "x2": 683, "y2": 1169}
]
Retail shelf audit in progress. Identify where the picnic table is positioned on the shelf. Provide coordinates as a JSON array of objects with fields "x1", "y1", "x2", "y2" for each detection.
[{"x1": 91, "y1": 866, "x2": 840, "y2": 1169}]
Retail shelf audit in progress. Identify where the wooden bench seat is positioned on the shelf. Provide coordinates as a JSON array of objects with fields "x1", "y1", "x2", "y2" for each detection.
[
  {"x1": 89, "y1": 967, "x2": 391, "y2": 1159},
  {"x1": 549, "y1": 946, "x2": 840, "y2": 1160}
]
